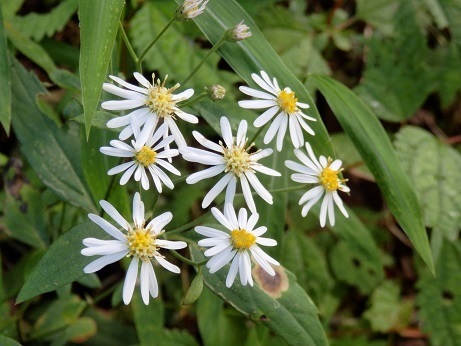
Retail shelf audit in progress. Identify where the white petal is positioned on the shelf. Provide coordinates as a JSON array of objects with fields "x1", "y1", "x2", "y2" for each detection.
[
  {"x1": 186, "y1": 165, "x2": 225, "y2": 184},
  {"x1": 140, "y1": 261, "x2": 151, "y2": 305},
  {"x1": 156, "y1": 159, "x2": 180, "y2": 176},
  {"x1": 304, "y1": 142, "x2": 323, "y2": 171},
  {"x1": 246, "y1": 213, "x2": 260, "y2": 232},
  {"x1": 294, "y1": 148, "x2": 321, "y2": 173},
  {"x1": 156, "y1": 239, "x2": 187, "y2": 250},
  {"x1": 224, "y1": 175, "x2": 237, "y2": 206},
  {"x1": 240, "y1": 174, "x2": 256, "y2": 214},
  {"x1": 83, "y1": 250, "x2": 128, "y2": 273},
  {"x1": 106, "y1": 114, "x2": 132, "y2": 129},
  {"x1": 252, "y1": 72, "x2": 278, "y2": 95},
  {"x1": 238, "y1": 208, "x2": 248, "y2": 230},
  {"x1": 133, "y1": 72, "x2": 150, "y2": 88},
  {"x1": 211, "y1": 206, "x2": 234, "y2": 231},
  {"x1": 88, "y1": 213, "x2": 126, "y2": 241},
  {"x1": 173, "y1": 88, "x2": 194, "y2": 101},
  {"x1": 276, "y1": 114, "x2": 288, "y2": 152},
  {"x1": 119, "y1": 164, "x2": 137, "y2": 185},
  {"x1": 291, "y1": 173, "x2": 319, "y2": 184},
  {"x1": 204, "y1": 242, "x2": 232, "y2": 257},
  {"x1": 132, "y1": 192, "x2": 145, "y2": 227},
  {"x1": 319, "y1": 194, "x2": 331, "y2": 227},
  {"x1": 202, "y1": 173, "x2": 232, "y2": 208},
  {"x1": 109, "y1": 75, "x2": 148, "y2": 94},
  {"x1": 224, "y1": 203, "x2": 238, "y2": 229},
  {"x1": 198, "y1": 238, "x2": 228, "y2": 247},
  {"x1": 299, "y1": 185, "x2": 324, "y2": 205},
  {"x1": 175, "y1": 109, "x2": 199, "y2": 124},
  {"x1": 123, "y1": 257, "x2": 139, "y2": 304},
  {"x1": 107, "y1": 161, "x2": 136, "y2": 176},
  {"x1": 166, "y1": 117, "x2": 187, "y2": 148},
  {"x1": 251, "y1": 226, "x2": 267, "y2": 237},
  {"x1": 285, "y1": 160, "x2": 316, "y2": 175},
  {"x1": 103, "y1": 83, "x2": 146, "y2": 101},
  {"x1": 253, "y1": 106, "x2": 280, "y2": 127},
  {"x1": 255, "y1": 237, "x2": 277, "y2": 247},
  {"x1": 208, "y1": 248, "x2": 236, "y2": 273},
  {"x1": 192, "y1": 131, "x2": 223, "y2": 152},
  {"x1": 333, "y1": 191, "x2": 349, "y2": 218},
  {"x1": 251, "y1": 164, "x2": 281, "y2": 177},
  {"x1": 239, "y1": 86, "x2": 275, "y2": 100},
  {"x1": 245, "y1": 171, "x2": 273, "y2": 204},
  {"x1": 239, "y1": 252, "x2": 252, "y2": 286},
  {"x1": 220, "y1": 117, "x2": 233, "y2": 148},
  {"x1": 147, "y1": 261, "x2": 159, "y2": 298},
  {"x1": 250, "y1": 247, "x2": 275, "y2": 275},
  {"x1": 263, "y1": 113, "x2": 283, "y2": 144},
  {"x1": 238, "y1": 99, "x2": 276, "y2": 109},
  {"x1": 226, "y1": 255, "x2": 240, "y2": 287},
  {"x1": 102, "y1": 99, "x2": 144, "y2": 111},
  {"x1": 327, "y1": 192, "x2": 335, "y2": 226},
  {"x1": 195, "y1": 226, "x2": 229, "y2": 238},
  {"x1": 156, "y1": 256, "x2": 180, "y2": 273},
  {"x1": 236, "y1": 120, "x2": 248, "y2": 147},
  {"x1": 301, "y1": 191, "x2": 323, "y2": 217},
  {"x1": 296, "y1": 114, "x2": 316, "y2": 136},
  {"x1": 81, "y1": 243, "x2": 128, "y2": 256},
  {"x1": 289, "y1": 115, "x2": 304, "y2": 149},
  {"x1": 330, "y1": 159, "x2": 343, "y2": 171},
  {"x1": 146, "y1": 211, "x2": 172, "y2": 234}
]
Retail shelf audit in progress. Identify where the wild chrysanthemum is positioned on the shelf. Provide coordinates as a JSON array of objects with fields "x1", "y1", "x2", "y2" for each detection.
[
  {"x1": 102, "y1": 72, "x2": 197, "y2": 146},
  {"x1": 195, "y1": 203, "x2": 279, "y2": 287},
  {"x1": 285, "y1": 142, "x2": 350, "y2": 227},
  {"x1": 238, "y1": 71, "x2": 316, "y2": 151},
  {"x1": 100, "y1": 119, "x2": 180, "y2": 191},
  {"x1": 81, "y1": 193, "x2": 187, "y2": 305},
  {"x1": 179, "y1": 116, "x2": 281, "y2": 213}
]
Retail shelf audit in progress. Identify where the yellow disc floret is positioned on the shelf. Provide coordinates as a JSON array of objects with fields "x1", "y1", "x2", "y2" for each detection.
[
  {"x1": 135, "y1": 146, "x2": 157, "y2": 167},
  {"x1": 223, "y1": 145, "x2": 252, "y2": 177},
  {"x1": 277, "y1": 88, "x2": 298, "y2": 114},
  {"x1": 145, "y1": 74, "x2": 180, "y2": 118},
  {"x1": 318, "y1": 158, "x2": 345, "y2": 192},
  {"x1": 126, "y1": 228, "x2": 157, "y2": 262},
  {"x1": 231, "y1": 228, "x2": 256, "y2": 250}
]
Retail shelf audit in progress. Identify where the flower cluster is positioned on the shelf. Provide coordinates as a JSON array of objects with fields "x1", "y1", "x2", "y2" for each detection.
[{"x1": 81, "y1": 3, "x2": 350, "y2": 304}]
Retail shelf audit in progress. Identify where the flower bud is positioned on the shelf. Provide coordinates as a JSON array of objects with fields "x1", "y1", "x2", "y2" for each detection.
[
  {"x1": 225, "y1": 20, "x2": 252, "y2": 42},
  {"x1": 175, "y1": 0, "x2": 209, "y2": 21},
  {"x1": 205, "y1": 84, "x2": 226, "y2": 100}
]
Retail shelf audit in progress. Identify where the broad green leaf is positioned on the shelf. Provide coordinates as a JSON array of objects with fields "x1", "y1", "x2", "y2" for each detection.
[
  {"x1": 310, "y1": 74, "x2": 434, "y2": 273},
  {"x1": 355, "y1": 0, "x2": 432, "y2": 122},
  {"x1": 394, "y1": 126, "x2": 461, "y2": 241},
  {"x1": 417, "y1": 239, "x2": 461, "y2": 346},
  {"x1": 16, "y1": 221, "x2": 107, "y2": 303},
  {"x1": 0, "y1": 0, "x2": 24, "y2": 18},
  {"x1": 364, "y1": 281, "x2": 413, "y2": 333},
  {"x1": 79, "y1": 0, "x2": 124, "y2": 138},
  {"x1": 10, "y1": 58, "x2": 96, "y2": 212},
  {"x1": 132, "y1": 292, "x2": 164, "y2": 346},
  {"x1": 4, "y1": 185, "x2": 48, "y2": 248},
  {"x1": 0, "y1": 335, "x2": 21, "y2": 346},
  {"x1": 190, "y1": 246, "x2": 328, "y2": 346},
  {"x1": 10, "y1": 0, "x2": 78, "y2": 41},
  {"x1": 49, "y1": 317, "x2": 97, "y2": 345},
  {"x1": 72, "y1": 111, "x2": 118, "y2": 131},
  {"x1": 0, "y1": 6, "x2": 11, "y2": 134}
]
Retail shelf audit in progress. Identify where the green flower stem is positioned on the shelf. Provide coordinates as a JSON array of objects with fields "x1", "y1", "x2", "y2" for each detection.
[
  {"x1": 179, "y1": 92, "x2": 208, "y2": 107},
  {"x1": 170, "y1": 249, "x2": 206, "y2": 267},
  {"x1": 137, "y1": 17, "x2": 176, "y2": 71},
  {"x1": 182, "y1": 34, "x2": 227, "y2": 85},
  {"x1": 119, "y1": 21, "x2": 139, "y2": 68}
]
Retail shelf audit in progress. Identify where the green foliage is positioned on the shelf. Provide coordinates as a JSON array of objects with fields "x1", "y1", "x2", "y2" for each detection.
[
  {"x1": 394, "y1": 126, "x2": 461, "y2": 241},
  {"x1": 79, "y1": 0, "x2": 124, "y2": 137},
  {"x1": 0, "y1": 6, "x2": 11, "y2": 134}
]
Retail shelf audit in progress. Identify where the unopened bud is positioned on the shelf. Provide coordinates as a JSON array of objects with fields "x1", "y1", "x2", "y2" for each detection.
[
  {"x1": 205, "y1": 84, "x2": 226, "y2": 100},
  {"x1": 175, "y1": 0, "x2": 209, "y2": 21},
  {"x1": 225, "y1": 20, "x2": 252, "y2": 42}
]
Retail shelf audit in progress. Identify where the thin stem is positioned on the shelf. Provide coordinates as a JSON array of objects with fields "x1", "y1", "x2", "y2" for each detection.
[
  {"x1": 138, "y1": 17, "x2": 176, "y2": 71},
  {"x1": 180, "y1": 92, "x2": 208, "y2": 108},
  {"x1": 248, "y1": 123, "x2": 267, "y2": 146},
  {"x1": 170, "y1": 249, "x2": 206, "y2": 267},
  {"x1": 119, "y1": 21, "x2": 139, "y2": 67},
  {"x1": 182, "y1": 35, "x2": 227, "y2": 85}
]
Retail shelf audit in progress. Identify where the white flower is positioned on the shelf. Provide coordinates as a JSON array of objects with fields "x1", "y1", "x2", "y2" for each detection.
[
  {"x1": 179, "y1": 116, "x2": 281, "y2": 213},
  {"x1": 175, "y1": 0, "x2": 209, "y2": 20},
  {"x1": 285, "y1": 142, "x2": 350, "y2": 227},
  {"x1": 195, "y1": 203, "x2": 279, "y2": 287},
  {"x1": 100, "y1": 119, "x2": 180, "y2": 191},
  {"x1": 101, "y1": 72, "x2": 197, "y2": 146},
  {"x1": 81, "y1": 193, "x2": 187, "y2": 305},
  {"x1": 226, "y1": 20, "x2": 252, "y2": 42},
  {"x1": 238, "y1": 71, "x2": 316, "y2": 151}
]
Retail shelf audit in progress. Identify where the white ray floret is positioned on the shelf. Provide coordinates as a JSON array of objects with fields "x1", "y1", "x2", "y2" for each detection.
[
  {"x1": 238, "y1": 71, "x2": 316, "y2": 151},
  {"x1": 102, "y1": 72, "x2": 197, "y2": 146},
  {"x1": 179, "y1": 116, "x2": 281, "y2": 213},
  {"x1": 195, "y1": 203, "x2": 279, "y2": 287},
  {"x1": 81, "y1": 193, "x2": 187, "y2": 305},
  {"x1": 285, "y1": 142, "x2": 350, "y2": 227}
]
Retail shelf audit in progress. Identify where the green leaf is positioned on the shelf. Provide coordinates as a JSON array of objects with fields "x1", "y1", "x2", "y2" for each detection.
[
  {"x1": 364, "y1": 281, "x2": 413, "y2": 333},
  {"x1": 132, "y1": 292, "x2": 164, "y2": 346},
  {"x1": 190, "y1": 246, "x2": 328, "y2": 346},
  {"x1": 10, "y1": 0, "x2": 78, "y2": 41},
  {"x1": 356, "y1": 0, "x2": 398, "y2": 35},
  {"x1": 0, "y1": 335, "x2": 21, "y2": 346},
  {"x1": 394, "y1": 126, "x2": 461, "y2": 241},
  {"x1": 310, "y1": 74, "x2": 434, "y2": 273},
  {"x1": 78, "y1": 0, "x2": 124, "y2": 138},
  {"x1": 10, "y1": 58, "x2": 96, "y2": 212},
  {"x1": 0, "y1": 6, "x2": 11, "y2": 134},
  {"x1": 355, "y1": 0, "x2": 432, "y2": 122},
  {"x1": 72, "y1": 111, "x2": 118, "y2": 131},
  {"x1": 182, "y1": 270, "x2": 204, "y2": 305},
  {"x1": 16, "y1": 221, "x2": 107, "y2": 303},
  {"x1": 417, "y1": 239, "x2": 461, "y2": 346}
]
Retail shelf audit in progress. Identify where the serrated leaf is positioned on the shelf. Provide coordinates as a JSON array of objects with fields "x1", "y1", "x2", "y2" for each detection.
[
  {"x1": 79, "y1": 0, "x2": 124, "y2": 138},
  {"x1": 355, "y1": 0, "x2": 432, "y2": 122},
  {"x1": 10, "y1": 0, "x2": 78, "y2": 41},
  {"x1": 10, "y1": 58, "x2": 96, "y2": 212},
  {"x1": 0, "y1": 6, "x2": 11, "y2": 134},
  {"x1": 364, "y1": 281, "x2": 413, "y2": 333},
  {"x1": 16, "y1": 222, "x2": 108, "y2": 303},
  {"x1": 417, "y1": 239, "x2": 461, "y2": 346},
  {"x1": 190, "y1": 246, "x2": 328, "y2": 346},
  {"x1": 394, "y1": 126, "x2": 461, "y2": 240},
  {"x1": 311, "y1": 74, "x2": 434, "y2": 273}
]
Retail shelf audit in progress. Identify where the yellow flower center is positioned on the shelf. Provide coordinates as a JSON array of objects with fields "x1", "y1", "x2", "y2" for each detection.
[
  {"x1": 145, "y1": 75, "x2": 180, "y2": 118},
  {"x1": 319, "y1": 166, "x2": 340, "y2": 191},
  {"x1": 277, "y1": 89, "x2": 298, "y2": 114},
  {"x1": 135, "y1": 146, "x2": 157, "y2": 167},
  {"x1": 223, "y1": 144, "x2": 252, "y2": 177},
  {"x1": 231, "y1": 229, "x2": 256, "y2": 250},
  {"x1": 126, "y1": 228, "x2": 158, "y2": 262}
]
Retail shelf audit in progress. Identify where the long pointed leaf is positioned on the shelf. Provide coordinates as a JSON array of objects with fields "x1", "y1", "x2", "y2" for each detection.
[
  {"x1": 311, "y1": 74, "x2": 434, "y2": 273},
  {"x1": 0, "y1": 6, "x2": 11, "y2": 134}
]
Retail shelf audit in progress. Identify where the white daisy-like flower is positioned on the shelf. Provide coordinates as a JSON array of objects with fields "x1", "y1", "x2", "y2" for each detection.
[
  {"x1": 285, "y1": 142, "x2": 350, "y2": 227},
  {"x1": 81, "y1": 192, "x2": 187, "y2": 305},
  {"x1": 238, "y1": 71, "x2": 316, "y2": 151},
  {"x1": 100, "y1": 118, "x2": 180, "y2": 191},
  {"x1": 101, "y1": 72, "x2": 197, "y2": 146},
  {"x1": 179, "y1": 117, "x2": 281, "y2": 213},
  {"x1": 175, "y1": 0, "x2": 209, "y2": 20},
  {"x1": 195, "y1": 203, "x2": 279, "y2": 287}
]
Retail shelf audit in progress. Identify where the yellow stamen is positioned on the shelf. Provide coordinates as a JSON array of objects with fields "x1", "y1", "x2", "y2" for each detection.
[
  {"x1": 145, "y1": 74, "x2": 180, "y2": 118},
  {"x1": 135, "y1": 146, "x2": 157, "y2": 167},
  {"x1": 318, "y1": 158, "x2": 346, "y2": 192},
  {"x1": 231, "y1": 229, "x2": 256, "y2": 250},
  {"x1": 126, "y1": 228, "x2": 158, "y2": 262},
  {"x1": 277, "y1": 89, "x2": 298, "y2": 114},
  {"x1": 222, "y1": 142, "x2": 252, "y2": 177}
]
